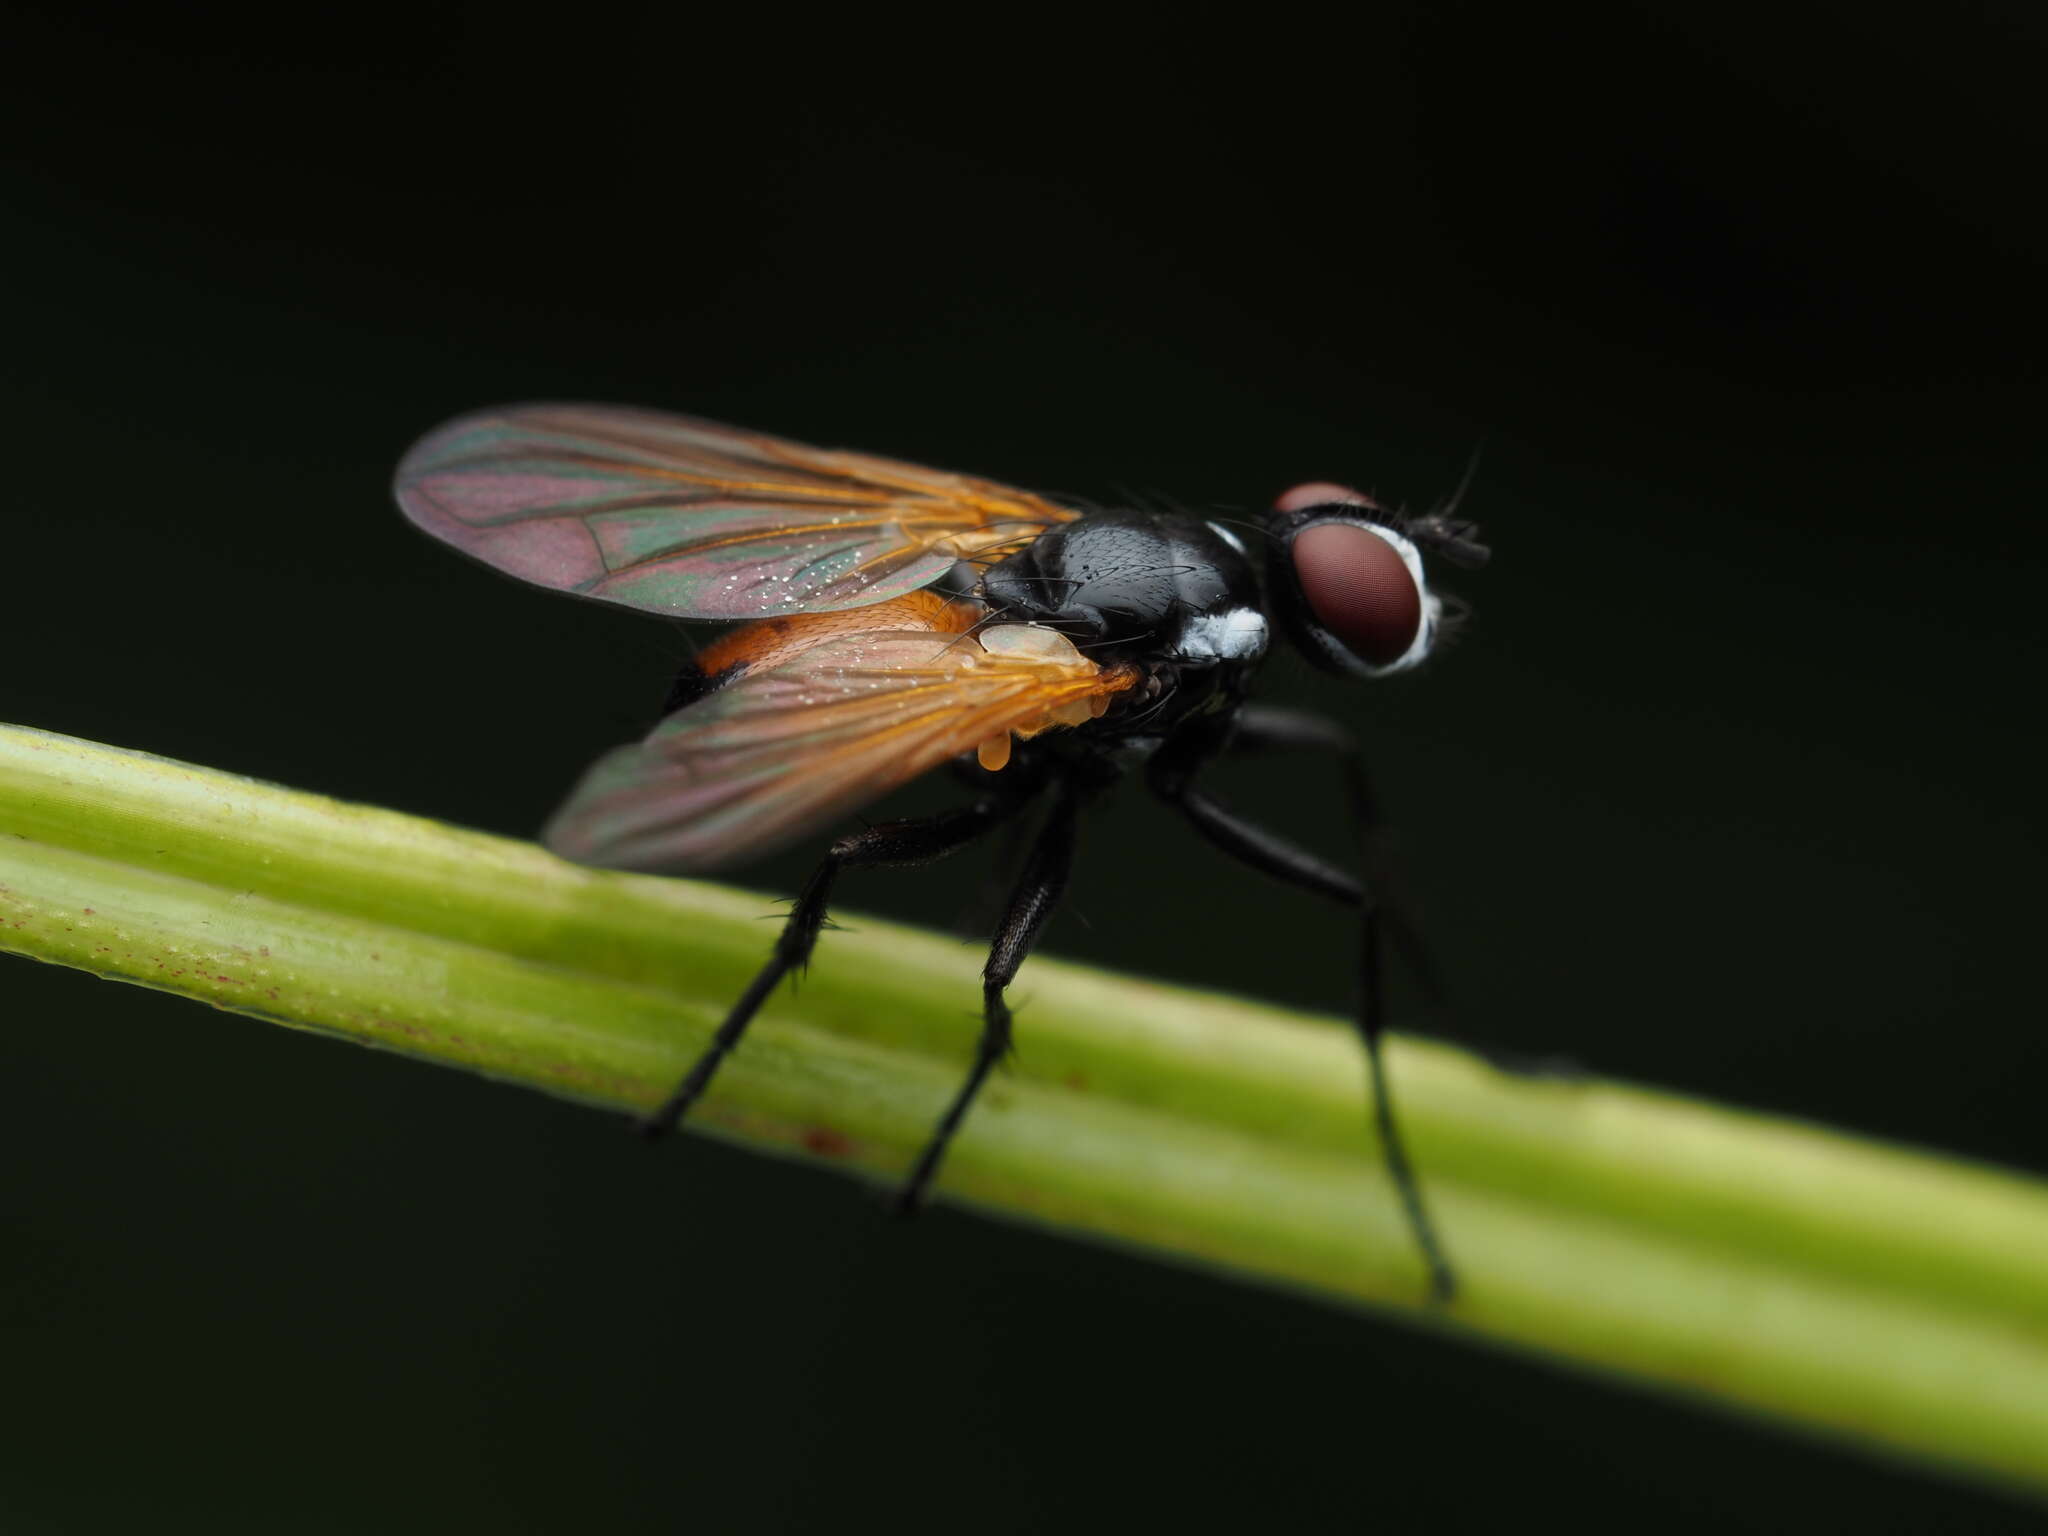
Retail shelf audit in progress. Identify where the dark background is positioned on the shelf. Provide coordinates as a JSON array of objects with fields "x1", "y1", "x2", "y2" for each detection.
[{"x1": 5, "y1": 3, "x2": 2045, "y2": 1530}]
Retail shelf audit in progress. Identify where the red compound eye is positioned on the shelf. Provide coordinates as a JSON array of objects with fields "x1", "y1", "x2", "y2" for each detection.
[{"x1": 1290, "y1": 521, "x2": 1423, "y2": 667}]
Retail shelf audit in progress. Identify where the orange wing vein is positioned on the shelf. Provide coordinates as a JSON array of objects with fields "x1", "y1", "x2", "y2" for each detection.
[{"x1": 543, "y1": 618, "x2": 1136, "y2": 872}]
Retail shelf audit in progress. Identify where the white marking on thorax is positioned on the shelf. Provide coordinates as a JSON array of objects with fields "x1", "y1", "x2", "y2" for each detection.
[{"x1": 1174, "y1": 606, "x2": 1269, "y2": 662}]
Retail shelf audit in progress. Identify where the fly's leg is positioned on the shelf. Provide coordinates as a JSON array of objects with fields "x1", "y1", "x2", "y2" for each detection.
[
  {"x1": 892, "y1": 782, "x2": 1081, "y2": 1216},
  {"x1": 1232, "y1": 705, "x2": 1579, "y2": 1078},
  {"x1": 955, "y1": 795, "x2": 1047, "y2": 939},
  {"x1": 1229, "y1": 705, "x2": 1447, "y2": 1006},
  {"x1": 639, "y1": 794, "x2": 1038, "y2": 1141},
  {"x1": 1148, "y1": 714, "x2": 1455, "y2": 1304}
]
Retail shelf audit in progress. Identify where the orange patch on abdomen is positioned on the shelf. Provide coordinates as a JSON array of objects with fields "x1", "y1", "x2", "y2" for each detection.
[{"x1": 698, "y1": 590, "x2": 983, "y2": 679}]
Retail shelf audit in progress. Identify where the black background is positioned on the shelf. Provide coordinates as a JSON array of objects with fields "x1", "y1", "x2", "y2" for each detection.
[{"x1": 5, "y1": 3, "x2": 2046, "y2": 1530}]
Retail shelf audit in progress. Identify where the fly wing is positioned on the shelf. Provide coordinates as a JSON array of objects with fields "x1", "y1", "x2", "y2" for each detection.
[
  {"x1": 543, "y1": 623, "x2": 1135, "y2": 873},
  {"x1": 394, "y1": 402, "x2": 1079, "y2": 619}
]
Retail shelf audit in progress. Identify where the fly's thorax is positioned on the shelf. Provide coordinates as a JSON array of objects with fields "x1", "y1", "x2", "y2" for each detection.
[{"x1": 979, "y1": 507, "x2": 1260, "y2": 654}]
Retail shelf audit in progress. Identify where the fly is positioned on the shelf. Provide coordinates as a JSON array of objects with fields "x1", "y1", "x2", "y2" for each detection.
[{"x1": 394, "y1": 404, "x2": 1488, "y2": 1300}]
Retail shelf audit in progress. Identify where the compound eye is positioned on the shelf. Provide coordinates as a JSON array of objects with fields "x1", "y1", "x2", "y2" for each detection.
[{"x1": 1290, "y1": 521, "x2": 1424, "y2": 668}]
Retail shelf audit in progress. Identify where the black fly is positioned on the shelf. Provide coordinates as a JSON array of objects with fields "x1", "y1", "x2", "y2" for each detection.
[{"x1": 396, "y1": 406, "x2": 1487, "y2": 1300}]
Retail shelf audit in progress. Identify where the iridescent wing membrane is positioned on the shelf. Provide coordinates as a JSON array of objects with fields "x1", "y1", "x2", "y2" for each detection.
[
  {"x1": 394, "y1": 402, "x2": 1080, "y2": 619},
  {"x1": 394, "y1": 403, "x2": 1127, "y2": 872}
]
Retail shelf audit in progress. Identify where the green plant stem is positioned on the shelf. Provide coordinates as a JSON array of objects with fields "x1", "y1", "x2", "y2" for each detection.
[{"x1": 4, "y1": 720, "x2": 2046, "y2": 1494}]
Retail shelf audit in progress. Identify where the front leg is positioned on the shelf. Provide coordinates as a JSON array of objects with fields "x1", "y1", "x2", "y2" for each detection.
[
  {"x1": 1145, "y1": 710, "x2": 1364, "y2": 905},
  {"x1": 1146, "y1": 714, "x2": 1455, "y2": 1303},
  {"x1": 1232, "y1": 706, "x2": 1581, "y2": 1081},
  {"x1": 1229, "y1": 705, "x2": 1447, "y2": 1006}
]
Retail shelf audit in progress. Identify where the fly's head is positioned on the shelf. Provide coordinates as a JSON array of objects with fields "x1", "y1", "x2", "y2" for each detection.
[{"x1": 1263, "y1": 482, "x2": 1489, "y2": 679}]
